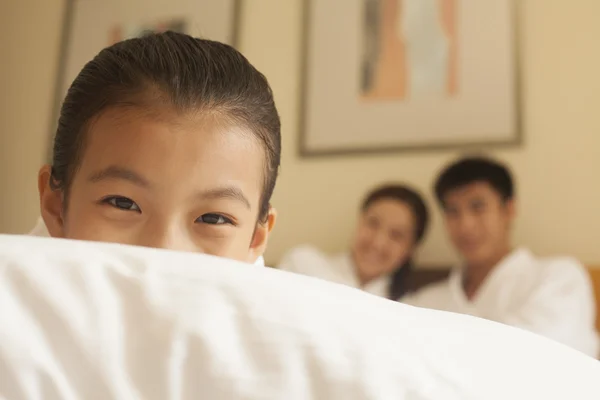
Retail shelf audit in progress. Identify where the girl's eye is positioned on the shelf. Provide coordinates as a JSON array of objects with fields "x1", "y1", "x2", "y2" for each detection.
[
  {"x1": 197, "y1": 213, "x2": 233, "y2": 225},
  {"x1": 104, "y1": 196, "x2": 141, "y2": 212}
]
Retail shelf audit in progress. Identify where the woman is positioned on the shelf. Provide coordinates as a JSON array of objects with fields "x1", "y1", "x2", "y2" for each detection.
[{"x1": 278, "y1": 184, "x2": 429, "y2": 300}]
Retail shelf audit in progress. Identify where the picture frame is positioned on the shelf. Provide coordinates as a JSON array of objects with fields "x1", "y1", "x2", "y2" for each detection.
[
  {"x1": 48, "y1": 0, "x2": 242, "y2": 160},
  {"x1": 299, "y1": 0, "x2": 522, "y2": 157}
]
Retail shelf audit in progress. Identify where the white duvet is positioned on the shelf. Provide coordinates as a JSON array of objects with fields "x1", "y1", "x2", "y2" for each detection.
[{"x1": 0, "y1": 234, "x2": 599, "y2": 399}]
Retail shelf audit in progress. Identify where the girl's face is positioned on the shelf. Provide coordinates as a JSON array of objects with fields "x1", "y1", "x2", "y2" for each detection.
[
  {"x1": 39, "y1": 106, "x2": 275, "y2": 263},
  {"x1": 351, "y1": 199, "x2": 417, "y2": 283}
]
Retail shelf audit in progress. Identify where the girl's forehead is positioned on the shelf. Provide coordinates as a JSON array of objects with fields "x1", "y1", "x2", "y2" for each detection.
[
  {"x1": 85, "y1": 105, "x2": 262, "y2": 151},
  {"x1": 76, "y1": 107, "x2": 266, "y2": 203},
  {"x1": 91, "y1": 103, "x2": 247, "y2": 130}
]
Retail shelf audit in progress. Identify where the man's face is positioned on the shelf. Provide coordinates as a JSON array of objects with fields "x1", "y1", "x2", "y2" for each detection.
[
  {"x1": 39, "y1": 107, "x2": 275, "y2": 263},
  {"x1": 442, "y1": 181, "x2": 514, "y2": 267}
]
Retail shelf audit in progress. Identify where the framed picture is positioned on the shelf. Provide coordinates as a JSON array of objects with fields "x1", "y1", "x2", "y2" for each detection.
[
  {"x1": 48, "y1": 0, "x2": 241, "y2": 160},
  {"x1": 299, "y1": 0, "x2": 521, "y2": 157}
]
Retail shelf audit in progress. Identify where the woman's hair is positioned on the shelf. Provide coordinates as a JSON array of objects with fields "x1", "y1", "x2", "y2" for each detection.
[
  {"x1": 361, "y1": 184, "x2": 429, "y2": 300},
  {"x1": 51, "y1": 31, "x2": 281, "y2": 222}
]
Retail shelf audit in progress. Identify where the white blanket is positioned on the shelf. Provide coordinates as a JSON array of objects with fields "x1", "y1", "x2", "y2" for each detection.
[{"x1": 0, "y1": 234, "x2": 599, "y2": 399}]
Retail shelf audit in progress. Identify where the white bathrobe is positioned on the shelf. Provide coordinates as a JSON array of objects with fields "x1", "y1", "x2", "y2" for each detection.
[{"x1": 403, "y1": 248, "x2": 599, "y2": 358}]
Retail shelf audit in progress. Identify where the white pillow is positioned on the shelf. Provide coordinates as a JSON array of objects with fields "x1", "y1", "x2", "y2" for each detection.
[{"x1": 0, "y1": 234, "x2": 598, "y2": 400}]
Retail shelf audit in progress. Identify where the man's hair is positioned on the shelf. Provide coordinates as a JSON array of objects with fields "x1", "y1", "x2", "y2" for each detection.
[
  {"x1": 51, "y1": 31, "x2": 281, "y2": 222},
  {"x1": 434, "y1": 156, "x2": 514, "y2": 205}
]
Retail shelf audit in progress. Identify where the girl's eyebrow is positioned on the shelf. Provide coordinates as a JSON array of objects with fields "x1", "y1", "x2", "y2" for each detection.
[
  {"x1": 197, "y1": 186, "x2": 251, "y2": 210},
  {"x1": 87, "y1": 166, "x2": 251, "y2": 209},
  {"x1": 87, "y1": 166, "x2": 150, "y2": 188}
]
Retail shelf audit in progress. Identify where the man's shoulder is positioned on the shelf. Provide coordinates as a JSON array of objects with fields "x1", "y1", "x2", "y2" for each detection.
[
  {"x1": 507, "y1": 248, "x2": 587, "y2": 283},
  {"x1": 534, "y1": 254, "x2": 592, "y2": 289},
  {"x1": 504, "y1": 248, "x2": 592, "y2": 298}
]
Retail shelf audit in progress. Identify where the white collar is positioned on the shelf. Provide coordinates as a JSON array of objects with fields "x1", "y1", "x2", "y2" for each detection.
[{"x1": 449, "y1": 248, "x2": 533, "y2": 305}]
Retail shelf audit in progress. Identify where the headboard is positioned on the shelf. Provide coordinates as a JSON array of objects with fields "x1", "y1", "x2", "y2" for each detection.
[{"x1": 587, "y1": 267, "x2": 600, "y2": 333}]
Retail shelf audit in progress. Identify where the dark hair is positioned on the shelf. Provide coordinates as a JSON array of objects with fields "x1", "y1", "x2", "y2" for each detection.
[
  {"x1": 51, "y1": 31, "x2": 281, "y2": 222},
  {"x1": 361, "y1": 184, "x2": 429, "y2": 300},
  {"x1": 434, "y1": 156, "x2": 514, "y2": 206}
]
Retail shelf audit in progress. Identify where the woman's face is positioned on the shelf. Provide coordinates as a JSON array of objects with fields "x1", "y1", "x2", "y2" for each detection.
[{"x1": 351, "y1": 199, "x2": 417, "y2": 283}]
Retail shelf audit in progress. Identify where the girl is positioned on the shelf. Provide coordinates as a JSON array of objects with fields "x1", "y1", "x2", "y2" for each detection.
[
  {"x1": 36, "y1": 32, "x2": 280, "y2": 264},
  {"x1": 278, "y1": 184, "x2": 429, "y2": 300}
]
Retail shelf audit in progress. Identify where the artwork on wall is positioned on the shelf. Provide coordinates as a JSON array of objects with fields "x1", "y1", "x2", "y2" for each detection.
[
  {"x1": 300, "y1": 0, "x2": 521, "y2": 157},
  {"x1": 48, "y1": 0, "x2": 241, "y2": 160}
]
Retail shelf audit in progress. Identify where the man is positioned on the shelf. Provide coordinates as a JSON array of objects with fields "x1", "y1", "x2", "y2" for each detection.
[{"x1": 404, "y1": 156, "x2": 599, "y2": 358}]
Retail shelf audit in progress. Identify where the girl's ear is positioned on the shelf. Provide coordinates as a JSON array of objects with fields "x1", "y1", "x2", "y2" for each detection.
[
  {"x1": 38, "y1": 165, "x2": 66, "y2": 238},
  {"x1": 248, "y1": 206, "x2": 277, "y2": 264}
]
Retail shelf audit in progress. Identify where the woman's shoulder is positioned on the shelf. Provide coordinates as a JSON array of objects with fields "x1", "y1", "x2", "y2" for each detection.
[
  {"x1": 277, "y1": 245, "x2": 331, "y2": 273},
  {"x1": 277, "y1": 246, "x2": 357, "y2": 286}
]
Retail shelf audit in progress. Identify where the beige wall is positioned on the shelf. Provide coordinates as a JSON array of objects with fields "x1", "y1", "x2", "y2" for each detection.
[
  {"x1": 241, "y1": 0, "x2": 600, "y2": 266},
  {"x1": 1, "y1": 0, "x2": 599, "y2": 266},
  {"x1": 0, "y1": 0, "x2": 64, "y2": 232}
]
